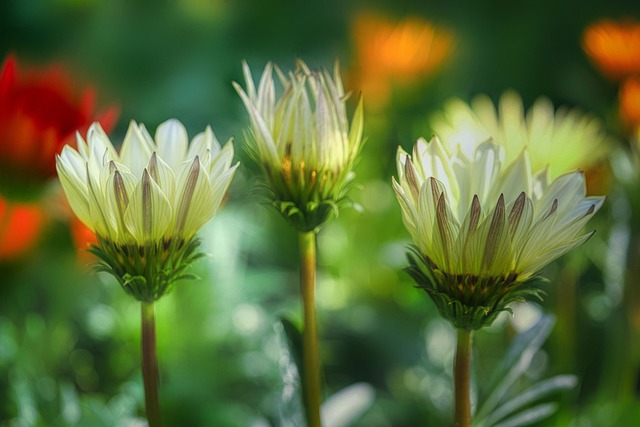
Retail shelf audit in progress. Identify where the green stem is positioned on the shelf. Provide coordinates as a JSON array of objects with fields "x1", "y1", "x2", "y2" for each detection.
[
  {"x1": 141, "y1": 302, "x2": 161, "y2": 427},
  {"x1": 454, "y1": 328, "x2": 473, "y2": 427},
  {"x1": 299, "y1": 231, "x2": 322, "y2": 427}
]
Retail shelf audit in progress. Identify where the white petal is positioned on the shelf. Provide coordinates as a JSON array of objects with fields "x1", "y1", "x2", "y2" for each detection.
[
  {"x1": 56, "y1": 152, "x2": 93, "y2": 230},
  {"x1": 105, "y1": 165, "x2": 137, "y2": 243},
  {"x1": 156, "y1": 119, "x2": 188, "y2": 169},
  {"x1": 124, "y1": 169, "x2": 172, "y2": 243},
  {"x1": 188, "y1": 126, "x2": 218, "y2": 159},
  {"x1": 209, "y1": 141, "x2": 235, "y2": 181},
  {"x1": 147, "y1": 152, "x2": 176, "y2": 201},
  {"x1": 119, "y1": 121, "x2": 154, "y2": 178},
  {"x1": 172, "y1": 157, "x2": 215, "y2": 238},
  {"x1": 209, "y1": 162, "x2": 239, "y2": 216}
]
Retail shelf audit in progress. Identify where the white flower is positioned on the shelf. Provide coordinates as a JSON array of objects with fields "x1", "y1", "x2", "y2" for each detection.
[
  {"x1": 394, "y1": 137, "x2": 604, "y2": 281},
  {"x1": 233, "y1": 60, "x2": 364, "y2": 231},
  {"x1": 57, "y1": 119, "x2": 238, "y2": 246},
  {"x1": 429, "y1": 90, "x2": 610, "y2": 180},
  {"x1": 395, "y1": 137, "x2": 604, "y2": 328},
  {"x1": 56, "y1": 119, "x2": 238, "y2": 301}
]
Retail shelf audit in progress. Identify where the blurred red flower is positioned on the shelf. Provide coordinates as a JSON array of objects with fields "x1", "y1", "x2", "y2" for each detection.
[
  {"x1": 0, "y1": 54, "x2": 118, "y2": 200},
  {"x1": 0, "y1": 195, "x2": 45, "y2": 260}
]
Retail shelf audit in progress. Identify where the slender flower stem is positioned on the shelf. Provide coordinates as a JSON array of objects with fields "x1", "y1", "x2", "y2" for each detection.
[
  {"x1": 299, "y1": 231, "x2": 322, "y2": 427},
  {"x1": 141, "y1": 302, "x2": 161, "y2": 427},
  {"x1": 454, "y1": 328, "x2": 473, "y2": 427}
]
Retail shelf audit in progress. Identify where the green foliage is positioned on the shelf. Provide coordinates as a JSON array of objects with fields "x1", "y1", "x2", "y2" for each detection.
[{"x1": 475, "y1": 315, "x2": 577, "y2": 427}]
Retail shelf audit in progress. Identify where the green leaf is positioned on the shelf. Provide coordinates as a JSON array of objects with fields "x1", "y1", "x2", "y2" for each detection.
[
  {"x1": 482, "y1": 375, "x2": 577, "y2": 426},
  {"x1": 322, "y1": 383, "x2": 375, "y2": 427},
  {"x1": 475, "y1": 314, "x2": 555, "y2": 421},
  {"x1": 489, "y1": 403, "x2": 558, "y2": 427},
  {"x1": 274, "y1": 318, "x2": 306, "y2": 427}
]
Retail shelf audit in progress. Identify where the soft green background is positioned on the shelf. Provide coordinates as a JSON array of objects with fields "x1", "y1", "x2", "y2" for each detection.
[{"x1": 2, "y1": 0, "x2": 640, "y2": 425}]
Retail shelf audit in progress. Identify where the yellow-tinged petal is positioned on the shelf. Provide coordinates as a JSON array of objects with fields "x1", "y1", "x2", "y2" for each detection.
[
  {"x1": 120, "y1": 121, "x2": 154, "y2": 178},
  {"x1": 173, "y1": 157, "x2": 214, "y2": 238},
  {"x1": 105, "y1": 164, "x2": 137, "y2": 243},
  {"x1": 156, "y1": 119, "x2": 188, "y2": 169},
  {"x1": 124, "y1": 169, "x2": 172, "y2": 243}
]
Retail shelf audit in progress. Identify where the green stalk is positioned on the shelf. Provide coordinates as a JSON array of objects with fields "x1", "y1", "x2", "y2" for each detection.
[
  {"x1": 454, "y1": 328, "x2": 473, "y2": 427},
  {"x1": 299, "y1": 231, "x2": 322, "y2": 427},
  {"x1": 141, "y1": 302, "x2": 161, "y2": 427}
]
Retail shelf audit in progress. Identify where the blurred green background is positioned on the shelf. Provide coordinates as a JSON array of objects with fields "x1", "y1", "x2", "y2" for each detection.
[{"x1": 2, "y1": 0, "x2": 640, "y2": 426}]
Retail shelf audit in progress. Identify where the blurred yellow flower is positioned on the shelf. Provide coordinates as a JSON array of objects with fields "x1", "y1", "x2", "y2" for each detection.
[
  {"x1": 430, "y1": 90, "x2": 610, "y2": 181},
  {"x1": 56, "y1": 119, "x2": 238, "y2": 301},
  {"x1": 234, "y1": 60, "x2": 364, "y2": 232},
  {"x1": 395, "y1": 137, "x2": 604, "y2": 329},
  {"x1": 351, "y1": 13, "x2": 454, "y2": 108},
  {"x1": 583, "y1": 19, "x2": 640, "y2": 80}
]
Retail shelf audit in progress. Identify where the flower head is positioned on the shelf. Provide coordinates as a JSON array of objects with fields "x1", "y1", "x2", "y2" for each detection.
[
  {"x1": 233, "y1": 60, "x2": 364, "y2": 232},
  {"x1": 0, "y1": 54, "x2": 118, "y2": 200},
  {"x1": 56, "y1": 119, "x2": 238, "y2": 301},
  {"x1": 583, "y1": 19, "x2": 640, "y2": 80},
  {"x1": 429, "y1": 90, "x2": 610, "y2": 181},
  {"x1": 394, "y1": 137, "x2": 604, "y2": 329}
]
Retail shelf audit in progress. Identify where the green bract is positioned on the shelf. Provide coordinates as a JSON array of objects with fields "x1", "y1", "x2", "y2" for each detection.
[
  {"x1": 234, "y1": 60, "x2": 364, "y2": 232},
  {"x1": 394, "y1": 137, "x2": 604, "y2": 329},
  {"x1": 56, "y1": 119, "x2": 238, "y2": 301}
]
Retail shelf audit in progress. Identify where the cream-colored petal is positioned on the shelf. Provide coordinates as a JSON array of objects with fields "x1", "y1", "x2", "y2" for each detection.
[
  {"x1": 209, "y1": 162, "x2": 239, "y2": 215},
  {"x1": 233, "y1": 81, "x2": 280, "y2": 166},
  {"x1": 172, "y1": 157, "x2": 215, "y2": 238},
  {"x1": 147, "y1": 152, "x2": 176, "y2": 201},
  {"x1": 156, "y1": 119, "x2": 188, "y2": 169},
  {"x1": 188, "y1": 126, "x2": 217, "y2": 159},
  {"x1": 209, "y1": 141, "x2": 235, "y2": 181},
  {"x1": 56, "y1": 153, "x2": 93, "y2": 230},
  {"x1": 119, "y1": 121, "x2": 154, "y2": 178},
  {"x1": 105, "y1": 164, "x2": 137, "y2": 243},
  {"x1": 124, "y1": 169, "x2": 172, "y2": 244},
  {"x1": 498, "y1": 149, "x2": 532, "y2": 203}
]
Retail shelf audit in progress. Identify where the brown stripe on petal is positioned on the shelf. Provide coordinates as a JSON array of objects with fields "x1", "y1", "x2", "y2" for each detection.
[
  {"x1": 508, "y1": 192, "x2": 526, "y2": 235},
  {"x1": 141, "y1": 169, "x2": 153, "y2": 239},
  {"x1": 148, "y1": 152, "x2": 159, "y2": 182},
  {"x1": 430, "y1": 179, "x2": 441, "y2": 209},
  {"x1": 404, "y1": 157, "x2": 420, "y2": 200},
  {"x1": 483, "y1": 194, "x2": 506, "y2": 270},
  {"x1": 175, "y1": 156, "x2": 200, "y2": 234},
  {"x1": 436, "y1": 193, "x2": 453, "y2": 267},
  {"x1": 468, "y1": 195, "x2": 481, "y2": 235},
  {"x1": 543, "y1": 199, "x2": 559, "y2": 220},
  {"x1": 109, "y1": 160, "x2": 117, "y2": 173},
  {"x1": 113, "y1": 170, "x2": 129, "y2": 221}
]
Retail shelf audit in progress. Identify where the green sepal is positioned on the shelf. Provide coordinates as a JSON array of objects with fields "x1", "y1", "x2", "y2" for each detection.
[
  {"x1": 89, "y1": 236, "x2": 205, "y2": 302},
  {"x1": 405, "y1": 245, "x2": 546, "y2": 330}
]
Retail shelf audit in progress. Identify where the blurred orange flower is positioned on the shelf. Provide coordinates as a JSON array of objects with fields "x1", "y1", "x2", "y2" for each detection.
[
  {"x1": 620, "y1": 77, "x2": 640, "y2": 130},
  {"x1": 351, "y1": 13, "x2": 454, "y2": 108},
  {"x1": 0, "y1": 54, "x2": 118, "y2": 200},
  {"x1": 70, "y1": 216, "x2": 97, "y2": 266},
  {"x1": 0, "y1": 195, "x2": 45, "y2": 260},
  {"x1": 583, "y1": 19, "x2": 640, "y2": 80}
]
